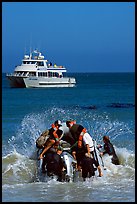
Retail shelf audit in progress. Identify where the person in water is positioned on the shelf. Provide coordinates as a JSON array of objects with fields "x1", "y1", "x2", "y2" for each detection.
[
  {"x1": 99, "y1": 135, "x2": 120, "y2": 165},
  {"x1": 36, "y1": 120, "x2": 62, "y2": 149},
  {"x1": 75, "y1": 132, "x2": 103, "y2": 178},
  {"x1": 81, "y1": 154, "x2": 102, "y2": 181},
  {"x1": 39, "y1": 128, "x2": 63, "y2": 159},
  {"x1": 42, "y1": 151, "x2": 64, "y2": 181},
  {"x1": 66, "y1": 120, "x2": 103, "y2": 177},
  {"x1": 39, "y1": 128, "x2": 64, "y2": 181},
  {"x1": 81, "y1": 132, "x2": 103, "y2": 178},
  {"x1": 66, "y1": 120, "x2": 86, "y2": 170}
]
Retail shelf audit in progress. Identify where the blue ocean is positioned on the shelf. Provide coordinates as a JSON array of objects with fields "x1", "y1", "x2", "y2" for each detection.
[{"x1": 2, "y1": 72, "x2": 135, "y2": 202}]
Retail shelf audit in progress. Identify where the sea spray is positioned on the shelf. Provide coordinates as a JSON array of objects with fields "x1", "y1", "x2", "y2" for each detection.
[{"x1": 2, "y1": 107, "x2": 134, "y2": 186}]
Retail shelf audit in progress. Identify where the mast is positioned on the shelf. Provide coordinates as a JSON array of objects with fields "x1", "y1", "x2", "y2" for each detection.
[{"x1": 29, "y1": 47, "x2": 32, "y2": 59}]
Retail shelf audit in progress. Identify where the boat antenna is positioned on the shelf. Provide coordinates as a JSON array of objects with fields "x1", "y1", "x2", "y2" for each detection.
[
  {"x1": 24, "y1": 40, "x2": 26, "y2": 55},
  {"x1": 29, "y1": 46, "x2": 32, "y2": 59},
  {"x1": 38, "y1": 40, "x2": 41, "y2": 52},
  {"x1": 29, "y1": 33, "x2": 32, "y2": 59}
]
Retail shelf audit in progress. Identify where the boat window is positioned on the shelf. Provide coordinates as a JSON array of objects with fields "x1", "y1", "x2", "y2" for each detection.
[
  {"x1": 43, "y1": 72, "x2": 47, "y2": 77},
  {"x1": 37, "y1": 61, "x2": 44, "y2": 66},
  {"x1": 31, "y1": 61, "x2": 37, "y2": 64},
  {"x1": 38, "y1": 72, "x2": 47, "y2": 77},
  {"x1": 48, "y1": 72, "x2": 53, "y2": 77},
  {"x1": 55, "y1": 72, "x2": 59, "y2": 77},
  {"x1": 23, "y1": 61, "x2": 38, "y2": 64},
  {"x1": 38, "y1": 72, "x2": 42, "y2": 77},
  {"x1": 29, "y1": 72, "x2": 36, "y2": 76}
]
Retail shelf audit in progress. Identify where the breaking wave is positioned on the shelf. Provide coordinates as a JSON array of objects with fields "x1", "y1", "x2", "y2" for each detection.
[{"x1": 2, "y1": 107, "x2": 135, "y2": 187}]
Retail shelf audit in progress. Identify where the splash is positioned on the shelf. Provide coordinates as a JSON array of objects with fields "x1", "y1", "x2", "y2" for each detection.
[
  {"x1": 2, "y1": 106, "x2": 135, "y2": 185},
  {"x1": 2, "y1": 149, "x2": 37, "y2": 185}
]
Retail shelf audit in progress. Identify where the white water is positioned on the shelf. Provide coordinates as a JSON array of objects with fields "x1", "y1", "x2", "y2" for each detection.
[{"x1": 2, "y1": 111, "x2": 135, "y2": 202}]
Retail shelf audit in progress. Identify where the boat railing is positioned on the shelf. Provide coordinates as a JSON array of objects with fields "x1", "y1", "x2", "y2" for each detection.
[
  {"x1": 6, "y1": 73, "x2": 30, "y2": 77},
  {"x1": 47, "y1": 65, "x2": 64, "y2": 68}
]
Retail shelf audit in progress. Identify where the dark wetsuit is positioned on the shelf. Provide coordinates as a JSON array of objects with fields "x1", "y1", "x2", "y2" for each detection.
[
  {"x1": 61, "y1": 124, "x2": 84, "y2": 149},
  {"x1": 67, "y1": 124, "x2": 85, "y2": 168},
  {"x1": 68, "y1": 124, "x2": 98, "y2": 169},
  {"x1": 42, "y1": 152, "x2": 64, "y2": 181},
  {"x1": 81, "y1": 156, "x2": 99, "y2": 179},
  {"x1": 48, "y1": 127, "x2": 55, "y2": 137},
  {"x1": 68, "y1": 124, "x2": 85, "y2": 150},
  {"x1": 103, "y1": 141, "x2": 119, "y2": 165},
  {"x1": 69, "y1": 124, "x2": 84, "y2": 142},
  {"x1": 42, "y1": 134, "x2": 64, "y2": 181}
]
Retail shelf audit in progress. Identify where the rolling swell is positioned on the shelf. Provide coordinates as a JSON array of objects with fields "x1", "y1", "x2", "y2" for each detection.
[
  {"x1": 74, "y1": 103, "x2": 135, "y2": 110},
  {"x1": 106, "y1": 103, "x2": 135, "y2": 108},
  {"x1": 58, "y1": 103, "x2": 135, "y2": 112}
]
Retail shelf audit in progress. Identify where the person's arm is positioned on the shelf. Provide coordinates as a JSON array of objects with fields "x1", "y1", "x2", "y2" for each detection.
[
  {"x1": 72, "y1": 150, "x2": 78, "y2": 169},
  {"x1": 85, "y1": 144, "x2": 91, "y2": 157},
  {"x1": 39, "y1": 139, "x2": 55, "y2": 159},
  {"x1": 100, "y1": 144, "x2": 107, "y2": 156},
  {"x1": 82, "y1": 134, "x2": 92, "y2": 157},
  {"x1": 72, "y1": 151, "x2": 77, "y2": 160}
]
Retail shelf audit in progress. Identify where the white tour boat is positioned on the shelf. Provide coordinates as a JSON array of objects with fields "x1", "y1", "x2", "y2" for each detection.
[{"x1": 6, "y1": 49, "x2": 76, "y2": 88}]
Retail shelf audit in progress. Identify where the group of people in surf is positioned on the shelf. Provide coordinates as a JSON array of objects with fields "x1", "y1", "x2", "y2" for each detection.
[{"x1": 36, "y1": 119, "x2": 120, "y2": 181}]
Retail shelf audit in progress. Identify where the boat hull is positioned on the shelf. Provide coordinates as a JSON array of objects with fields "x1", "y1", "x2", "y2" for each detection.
[
  {"x1": 23, "y1": 77, "x2": 76, "y2": 88},
  {"x1": 6, "y1": 75, "x2": 27, "y2": 88}
]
